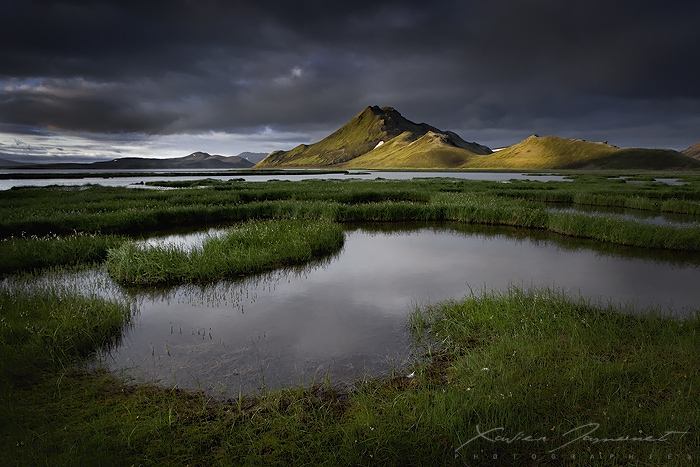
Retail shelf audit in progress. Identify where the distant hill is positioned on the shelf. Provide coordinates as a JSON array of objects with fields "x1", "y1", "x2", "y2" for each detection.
[
  {"x1": 0, "y1": 158, "x2": 24, "y2": 167},
  {"x1": 237, "y1": 152, "x2": 269, "y2": 164},
  {"x1": 255, "y1": 106, "x2": 491, "y2": 168},
  {"x1": 91, "y1": 152, "x2": 254, "y2": 170},
  {"x1": 7, "y1": 152, "x2": 255, "y2": 170},
  {"x1": 460, "y1": 135, "x2": 700, "y2": 170},
  {"x1": 682, "y1": 142, "x2": 700, "y2": 159}
]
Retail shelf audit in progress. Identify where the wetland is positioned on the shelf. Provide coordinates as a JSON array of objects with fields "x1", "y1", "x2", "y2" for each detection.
[
  {"x1": 2, "y1": 174, "x2": 700, "y2": 465},
  {"x1": 35, "y1": 222, "x2": 700, "y2": 396}
]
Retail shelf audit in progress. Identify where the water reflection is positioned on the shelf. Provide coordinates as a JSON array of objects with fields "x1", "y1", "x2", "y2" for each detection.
[
  {"x1": 137, "y1": 227, "x2": 229, "y2": 251},
  {"x1": 95, "y1": 223, "x2": 700, "y2": 397},
  {"x1": 6, "y1": 223, "x2": 699, "y2": 397},
  {"x1": 0, "y1": 170, "x2": 571, "y2": 190},
  {"x1": 105, "y1": 256, "x2": 412, "y2": 396}
]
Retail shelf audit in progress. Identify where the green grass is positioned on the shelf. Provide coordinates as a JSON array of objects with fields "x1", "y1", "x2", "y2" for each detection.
[
  {"x1": 398, "y1": 287, "x2": 700, "y2": 465},
  {"x1": 106, "y1": 219, "x2": 345, "y2": 286},
  {"x1": 4, "y1": 177, "x2": 700, "y2": 277},
  {"x1": 547, "y1": 211, "x2": 700, "y2": 249},
  {"x1": 0, "y1": 272, "x2": 132, "y2": 385},
  {"x1": 0, "y1": 233, "x2": 125, "y2": 276},
  {"x1": 2, "y1": 286, "x2": 698, "y2": 466}
]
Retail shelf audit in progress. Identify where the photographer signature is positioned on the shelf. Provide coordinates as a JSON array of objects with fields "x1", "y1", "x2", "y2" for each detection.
[{"x1": 455, "y1": 423, "x2": 689, "y2": 455}]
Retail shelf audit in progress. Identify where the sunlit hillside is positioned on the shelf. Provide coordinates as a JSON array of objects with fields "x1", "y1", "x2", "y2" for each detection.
[
  {"x1": 342, "y1": 131, "x2": 489, "y2": 169},
  {"x1": 682, "y1": 142, "x2": 700, "y2": 159},
  {"x1": 460, "y1": 135, "x2": 700, "y2": 170}
]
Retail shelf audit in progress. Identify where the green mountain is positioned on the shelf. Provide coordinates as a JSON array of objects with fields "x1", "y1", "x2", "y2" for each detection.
[
  {"x1": 461, "y1": 135, "x2": 700, "y2": 170},
  {"x1": 255, "y1": 107, "x2": 699, "y2": 170},
  {"x1": 255, "y1": 106, "x2": 491, "y2": 168}
]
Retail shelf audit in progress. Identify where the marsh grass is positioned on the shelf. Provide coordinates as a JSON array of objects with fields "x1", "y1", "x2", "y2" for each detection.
[
  {"x1": 3, "y1": 176, "x2": 700, "y2": 244},
  {"x1": 0, "y1": 233, "x2": 125, "y2": 276},
  {"x1": 106, "y1": 219, "x2": 345, "y2": 286},
  {"x1": 0, "y1": 273, "x2": 132, "y2": 384},
  {"x1": 548, "y1": 211, "x2": 700, "y2": 250},
  {"x1": 3, "y1": 177, "x2": 699, "y2": 235},
  {"x1": 350, "y1": 286, "x2": 700, "y2": 465},
  {"x1": 3, "y1": 177, "x2": 700, "y2": 276}
]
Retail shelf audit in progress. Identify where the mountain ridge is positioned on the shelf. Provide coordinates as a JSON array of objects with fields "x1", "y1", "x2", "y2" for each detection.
[
  {"x1": 0, "y1": 152, "x2": 255, "y2": 169},
  {"x1": 343, "y1": 130, "x2": 491, "y2": 169},
  {"x1": 256, "y1": 106, "x2": 699, "y2": 170}
]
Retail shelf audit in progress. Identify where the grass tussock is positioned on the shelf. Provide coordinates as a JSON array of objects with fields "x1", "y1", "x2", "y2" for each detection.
[
  {"x1": 547, "y1": 211, "x2": 700, "y2": 250},
  {"x1": 0, "y1": 277, "x2": 131, "y2": 385},
  {"x1": 0, "y1": 233, "x2": 125, "y2": 276},
  {"x1": 106, "y1": 219, "x2": 345, "y2": 286},
  {"x1": 377, "y1": 287, "x2": 700, "y2": 465}
]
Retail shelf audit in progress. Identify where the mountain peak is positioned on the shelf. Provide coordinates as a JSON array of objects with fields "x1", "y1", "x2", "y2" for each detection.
[
  {"x1": 256, "y1": 106, "x2": 491, "y2": 168},
  {"x1": 184, "y1": 151, "x2": 212, "y2": 160},
  {"x1": 365, "y1": 105, "x2": 395, "y2": 113}
]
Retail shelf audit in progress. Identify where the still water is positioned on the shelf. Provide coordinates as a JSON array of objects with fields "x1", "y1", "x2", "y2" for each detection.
[
  {"x1": 0, "y1": 170, "x2": 570, "y2": 190},
  {"x1": 84, "y1": 223, "x2": 700, "y2": 397}
]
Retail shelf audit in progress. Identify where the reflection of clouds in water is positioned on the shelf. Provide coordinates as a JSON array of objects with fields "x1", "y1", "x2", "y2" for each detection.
[
  {"x1": 13, "y1": 224, "x2": 700, "y2": 397},
  {"x1": 1, "y1": 266, "x2": 127, "y2": 303},
  {"x1": 137, "y1": 227, "x2": 228, "y2": 251}
]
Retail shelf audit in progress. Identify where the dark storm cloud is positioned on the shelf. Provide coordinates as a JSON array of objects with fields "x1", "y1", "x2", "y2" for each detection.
[{"x1": 1, "y1": 0, "x2": 699, "y2": 149}]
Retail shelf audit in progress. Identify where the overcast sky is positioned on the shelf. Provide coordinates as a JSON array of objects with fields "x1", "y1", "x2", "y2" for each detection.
[{"x1": 1, "y1": 0, "x2": 699, "y2": 163}]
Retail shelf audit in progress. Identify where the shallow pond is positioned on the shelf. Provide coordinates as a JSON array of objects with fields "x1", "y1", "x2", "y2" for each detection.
[{"x1": 79, "y1": 223, "x2": 700, "y2": 397}]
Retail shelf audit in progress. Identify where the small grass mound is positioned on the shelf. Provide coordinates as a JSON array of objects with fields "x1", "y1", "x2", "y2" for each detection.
[
  {"x1": 106, "y1": 219, "x2": 345, "y2": 286},
  {"x1": 0, "y1": 278, "x2": 132, "y2": 385}
]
